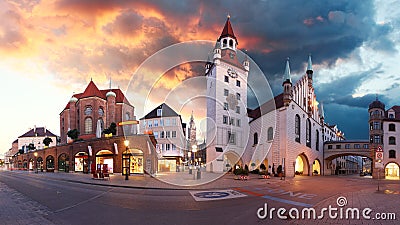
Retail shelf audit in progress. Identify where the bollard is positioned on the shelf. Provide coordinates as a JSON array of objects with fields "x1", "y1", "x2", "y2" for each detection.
[{"x1": 197, "y1": 169, "x2": 201, "y2": 179}]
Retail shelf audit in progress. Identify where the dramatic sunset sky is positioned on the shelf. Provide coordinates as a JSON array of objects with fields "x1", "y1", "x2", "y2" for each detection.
[{"x1": 1, "y1": 0, "x2": 400, "y2": 155}]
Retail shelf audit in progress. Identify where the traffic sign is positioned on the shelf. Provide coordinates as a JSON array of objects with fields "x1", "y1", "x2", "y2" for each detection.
[
  {"x1": 377, "y1": 146, "x2": 383, "y2": 152},
  {"x1": 376, "y1": 152, "x2": 383, "y2": 161}
]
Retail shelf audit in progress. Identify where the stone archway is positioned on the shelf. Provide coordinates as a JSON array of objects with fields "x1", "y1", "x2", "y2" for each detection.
[
  {"x1": 312, "y1": 159, "x2": 321, "y2": 175},
  {"x1": 223, "y1": 151, "x2": 243, "y2": 172},
  {"x1": 295, "y1": 153, "x2": 310, "y2": 176},
  {"x1": 58, "y1": 153, "x2": 70, "y2": 172},
  {"x1": 385, "y1": 162, "x2": 399, "y2": 179}
]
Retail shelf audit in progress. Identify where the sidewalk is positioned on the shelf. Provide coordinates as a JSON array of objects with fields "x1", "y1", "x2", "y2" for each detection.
[{"x1": 17, "y1": 170, "x2": 290, "y2": 190}]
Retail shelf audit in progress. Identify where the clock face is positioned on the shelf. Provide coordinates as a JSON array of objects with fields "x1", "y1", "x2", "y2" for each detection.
[{"x1": 227, "y1": 68, "x2": 238, "y2": 78}]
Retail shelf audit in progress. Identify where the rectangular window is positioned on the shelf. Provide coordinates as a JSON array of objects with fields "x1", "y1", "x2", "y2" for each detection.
[
  {"x1": 328, "y1": 145, "x2": 332, "y2": 149},
  {"x1": 172, "y1": 118, "x2": 177, "y2": 126},
  {"x1": 237, "y1": 119, "x2": 241, "y2": 127},
  {"x1": 172, "y1": 131, "x2": 176, "y2": 138},
  {"x1": 166, "y1": 131, "x2": 171, "y2": 138},
  {"x1": 224, "y1": 102, "x2": 228, "y2": 110},
  {"x1": 223, "y1": 115, "x2": 228, "y2": 124},
  {"x1": 236, "y1": 93, "x2": 240, "y2": 100},
  {"x1": 363, "y1": 144, "x2": 369, "y2": 149},
  {"x1": 148, "y1": 120, "x2": 153, "y2": 128},
  {"x1": 354, "y1": 144, "x2": 361, "y2": 149},
  {"x1": 160, "y1": 131, "x2": 165, "y2": 138},
  {"x1": 228, "y1": 131, "x2": 236, "y2": 144},
  {"x1": 373, "y1": 122, "x2": 380, "y2": 130},
  {"x1": 165, "y1": 119, "x2": 170, "y2": 126},
  {"x1": 229, "y1": 118, "x2": 234, "y2": 125},
  {"x1": 172, "y1": 144, "x2": 176, "y2": 151},
  {"x1": 224, "y1": 89, "x2": 229, "y2": 96},
  {"x1": 166, "y1": 144, "x2": 170, "y2": 151},
  {"x1": 224, "y1": 75, "x2": 229, "y2": 83},
  {"x1": 345, "y1": 144, "x2": 350, "y2": 149},
  {"x1": 157, "y1": 109, "x2": 162, "y2": 116},
  {"x1": 143, "y1": 120, "x2": 147, "y2": 128},
  {"x1": 160, "y1": 119, "x2": 164, "y2": 126},
  {"x1": 154, "y1": 119, "x2": 158, "y2": 127},
  {"x1": 236, "y1": 106, "x2": 240, "y2": 114},
  {"x1": 154, "y1": 131, "x2": 159, "y2": 139},
  {"x1": 236, "y1": 80, "x2": 240, "y2": 87},
  {"x1": 373, "y1": 135, "x2": 380, "y2": 144},
  {"x1": 336, "y1": 145, "x2": 341, "y2": 149}
]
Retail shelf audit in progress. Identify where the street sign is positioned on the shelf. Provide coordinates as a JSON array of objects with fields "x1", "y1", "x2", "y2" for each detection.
[
  {"x1": 377, "y1": 146, "x2": 383, "y2": 152},
  {"x1": 376, "y1": 152, "x2": 383, "y2": 161}
]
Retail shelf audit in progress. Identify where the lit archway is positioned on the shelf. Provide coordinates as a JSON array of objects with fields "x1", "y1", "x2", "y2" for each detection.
[
  {"x1": 96, "y1": 150, "x2": 114, "y2": 173},
  {"x1": 295, "y1": 154, "x2": 309, "y2": 176},
  {"x1": 312, "y1": 159, "x2": 321, "y2": 175},
  {"x1": 224, "y1": 151, "x2": 242, "y2": 172},
  {"x1": 385, "y1": 162, "x2": 399, "y2": 180}
]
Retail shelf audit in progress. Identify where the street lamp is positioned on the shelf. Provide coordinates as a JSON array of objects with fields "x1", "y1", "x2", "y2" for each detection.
[
  {"x1": 34, "y1": 152, "x2": 38, "y2": 173},
  {"x1": 124, "y1": 139, "x2": 130, "y2": 180}
]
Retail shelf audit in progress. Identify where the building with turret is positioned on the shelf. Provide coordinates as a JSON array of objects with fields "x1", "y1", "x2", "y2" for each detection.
[
  {"x1": 59, "y1": 80, "x2": 137, "y2": 144},
  {"x1": 204, "y1": 17, "x2": 344, "y2": 175}
]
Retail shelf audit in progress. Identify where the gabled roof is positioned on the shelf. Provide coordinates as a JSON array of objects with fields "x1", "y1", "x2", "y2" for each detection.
[
  {"x1": 62, "y1": 81, "x2": 132, "y2": 111},
  {"x1": 247, "y1": 94, "x2": 284, "y2": 121},
  {"x1": 18, "y1": 127, "x2": 57, "y2": 138},
  {"x1": 385, "y1": 105, "x2": 400, "y2": 120},
  {"x1": 218, "y1": 16, "x2": 238, "y2": 44},
  {"x1": 140, "y1": 103, "x2": 180, "y2": 120},
  {"x1": 80, "y1": 80, "x2": 103, "y2": 99}
]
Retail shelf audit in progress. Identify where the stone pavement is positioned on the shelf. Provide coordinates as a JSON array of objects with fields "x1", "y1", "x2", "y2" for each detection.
[{"x1": 0, "y1": 181, "x2": 54, "y2": 225}]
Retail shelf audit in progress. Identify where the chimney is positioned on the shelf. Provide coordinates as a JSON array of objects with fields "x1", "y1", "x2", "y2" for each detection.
[
  {"x1": 44, "y1": 126, "x2": 47, "y2": 134},
  {"x1": 33, "y1": 125, "x2": 36, "y2": 133}
]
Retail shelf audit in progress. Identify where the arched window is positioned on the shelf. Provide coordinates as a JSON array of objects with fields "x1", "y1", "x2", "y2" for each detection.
[
  {"x1": 306, "y1": 119, "x2": 311, "y2": 147},
  {"x1": 84, "y1": 117, "x2": 93, "y2": 134},
  {"x1": 389, "y1": 150, "x2": 396, "y2": 158},
  {"x1": 253, "y1": 133, "x2": 258, "y2": 145},
  {"x1": 295, "y1": 114, "x2": 300, "y2": 143},
  {"x1": 389, "y1": 124, "x2": 396, "y2": 131},
  {"x1": 84, "y1": 106, "x2": 92, "y2": 115},
  {"x1": 267, "y1": 127, "x2": 273, "y2": 141},
  {"x1": 316, "y1": 130, "x2": 319, "y2": 151},
  {"x1": 223, "y1": 39, "x2": 227, "y2": 48},
  {"x1": 229, "y1": 39, "x2": 233, "y2": 48},
  {"x1": 389, "y1": 136, "x2": 396, "y2": 145}
]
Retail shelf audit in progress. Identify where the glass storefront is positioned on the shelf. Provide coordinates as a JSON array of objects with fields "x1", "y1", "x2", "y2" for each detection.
[
  {"x1": 122, "y1": 149, "x2": 144, "y2": 175},
  {"x1": 75, "y1": 152, "x2": 89, "y2": 173},
  {"x1": 96, "y1": 150, "x2": 114, "y2": 174},
  {"x1": 385, "y1": 162, "x2": 400, "y2": 179},
  {"x1": 158, "y1": 159, "x2": 177, "y2": 172}
]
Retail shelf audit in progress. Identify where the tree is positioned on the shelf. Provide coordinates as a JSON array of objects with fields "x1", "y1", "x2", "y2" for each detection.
[
  {"x1": 103, "y1": 122, "x2": 117, "y2": 135},
  {"x1": 27, "y1": 143, "x2": 36, "y2": 151},
  {"x1": 43, "y1": 137, "x2": 53, "y2": 147},
  {"x1": 67, "y1": 129, "x2": 80, "y2": 141}
]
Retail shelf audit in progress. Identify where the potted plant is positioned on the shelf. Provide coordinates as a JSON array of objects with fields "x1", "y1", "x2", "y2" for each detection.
[{"x1": 103, "y1": 122, "x2": 117, "y2": 137}]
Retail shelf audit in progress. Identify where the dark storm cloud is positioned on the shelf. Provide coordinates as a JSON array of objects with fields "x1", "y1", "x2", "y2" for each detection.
[{"x1": 315, "y1": 65, "x2": 383, "y2": 108}]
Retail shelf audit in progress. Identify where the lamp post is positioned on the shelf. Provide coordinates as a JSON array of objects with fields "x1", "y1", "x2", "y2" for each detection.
[
  {"x1": 124, "y1": 139, "x2": 130, "y2": 180},
  {"x1": 34, "y1": 152, "x2": 38, "y2": 173}
]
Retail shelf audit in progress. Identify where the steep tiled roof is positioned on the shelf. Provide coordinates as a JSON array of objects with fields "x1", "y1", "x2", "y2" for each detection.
[
  {"x1": 218, "y1": 17, "x2": 238, "y2": 44},
  {"x1": 247, "y1": 94, "x2": 283, "y2": 121},
  {"x1": 140, "y1": 103, "x2": 179, "y2": 120},
  {"x1": 18, "y1": 127, "x2": 57, "y2": 138},
  {"x1": 62, "y1": 81, "x2": 132, "y2": 111}
]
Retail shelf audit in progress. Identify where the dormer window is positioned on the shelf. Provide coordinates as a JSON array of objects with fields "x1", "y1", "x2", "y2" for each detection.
[{"x1": 389, "y1": 113, "x2": 395, "y2": 119}]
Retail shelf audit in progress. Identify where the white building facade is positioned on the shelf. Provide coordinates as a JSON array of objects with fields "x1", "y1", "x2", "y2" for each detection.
[{"x1": 140, "y1": 103, "x2": 186, "y2": 172}]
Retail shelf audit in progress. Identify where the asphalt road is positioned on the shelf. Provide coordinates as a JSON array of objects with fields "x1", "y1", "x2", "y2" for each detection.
[{"x1": 0, "y1": 172, "x2": 398, "y2": 225}]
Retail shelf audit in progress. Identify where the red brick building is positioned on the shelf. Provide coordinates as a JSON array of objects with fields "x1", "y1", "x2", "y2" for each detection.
[{"x1": 60, "y1": 80, "x2": 136, "y2": 144}]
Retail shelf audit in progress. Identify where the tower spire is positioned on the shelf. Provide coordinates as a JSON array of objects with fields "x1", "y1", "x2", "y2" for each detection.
[
  {"x1": 307, "y1": 54, "x2": 313, "y2": 71},
  {"x1": 306, "y1": 54, "x2": 314, "y2": 87},
  {"x1": 282, "y1": 57, "x2": 291, "y2": 85}
]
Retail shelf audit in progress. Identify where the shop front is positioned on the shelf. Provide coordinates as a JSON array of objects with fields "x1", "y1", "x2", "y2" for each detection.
[
  {"x1": 46, "y1": 155, "x2": 55, "y2": 172},
  {"x1": 122, "y1": 149, "x2": 144, "y2": 175},
  {"x1": 158, "y1": 158, "x2": 177, "y2": 172},
  {"x1": 74, "y1": 152, "x2": 89, "y2": 173},
  {"x1": 37, "y1": 157, "x2": 43, "y2": 172},
  {"x1": 96, "y1": 150, "x2": 114, "y2": 174}
]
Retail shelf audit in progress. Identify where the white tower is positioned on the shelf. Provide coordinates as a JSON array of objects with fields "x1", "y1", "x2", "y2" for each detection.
[{"x1": 206, "y1": 16, "x2": 250, "y2": 172}]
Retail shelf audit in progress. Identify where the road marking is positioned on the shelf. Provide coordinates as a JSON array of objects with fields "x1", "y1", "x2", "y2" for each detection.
[
  {"x1": 233, "y1": 187, "x2": 264, "y2": 196},
  {"x1": 262, "y1": 195, "x2": 313, "y2": 207},
  {"x1": 190, "y1": 189, "x2": 247, "y2": 201}
]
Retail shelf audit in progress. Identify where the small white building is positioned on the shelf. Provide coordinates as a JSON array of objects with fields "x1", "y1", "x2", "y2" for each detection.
[
  {"x1": 18, "y1": 126, "x2": 58, "y2": 152},
  {"x1": 140, "y1": 103, "x2": 186, "y2": 172}
]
